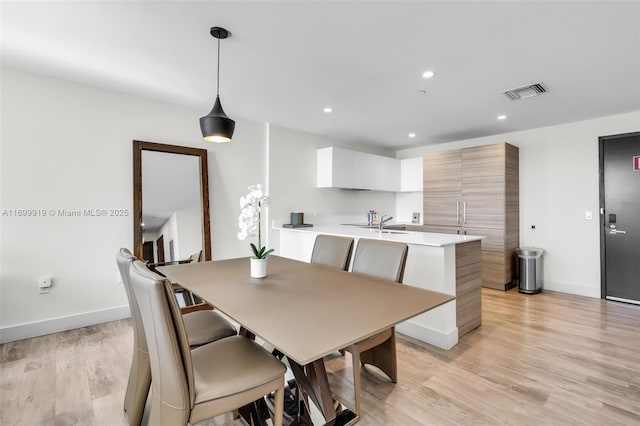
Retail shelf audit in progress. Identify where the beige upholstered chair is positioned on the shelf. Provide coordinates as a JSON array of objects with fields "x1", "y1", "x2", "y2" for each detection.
[
  {"x1": 116, "y1": 249, "x2": 151, "y2": 426},
  {"x1": 129, "y1": 259, "x2": 286, "y2": 426},
  {"x1": 116, "y1": 248, "x2": 237, "y2": 425},
  {"x1": 189, "y1": 250, "x2": 203, "y2": 263},
  {"x1": 343, "y1": 239, "x2": 408, "y2": 415},
  {"x1": 173, "y1": 249, "x2": 205, "y2": 307},
  {"x1": 310, "y1": 235, "x2": 354, "y2": 270},
  {"x1": 351, "y1": 239, "x2": 408, "y2": 283}
]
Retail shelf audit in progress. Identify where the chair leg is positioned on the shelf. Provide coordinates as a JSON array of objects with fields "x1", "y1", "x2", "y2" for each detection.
[
  {"x1": 351, "y1": 350, "x2": 362, "y2": 416},
  {"x1": 359, "y1": 329, "x2": 398, "y2": 383},
  {"x1": 124, "y1": 349, "x2": 151, "y2": 426},
  {"x1": 273, "y1": 386, "x2": 285, "y2": 426}
]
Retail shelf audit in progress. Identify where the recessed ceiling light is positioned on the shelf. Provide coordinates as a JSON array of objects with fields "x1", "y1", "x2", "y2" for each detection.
[
  {"x1": 422, "y1": 70, "x2": 435, "y2": 79},
  {"x1": 323, "y1": 107, "x2": 333, "y2": 113},
  {"x1": 497, "y1": 115, "x2": 507, "y2": 120},
  {"x1": 408, "y1": 133, "x2": 416, "y2": 138}
]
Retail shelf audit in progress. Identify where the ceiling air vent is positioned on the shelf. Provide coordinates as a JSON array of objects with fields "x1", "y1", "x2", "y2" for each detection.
[{"x1": 503, "y1": 82, "x2": 547, "y2": 100}]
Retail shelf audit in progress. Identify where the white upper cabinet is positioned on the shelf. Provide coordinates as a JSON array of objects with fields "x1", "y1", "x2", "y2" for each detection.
[
  {"x1": 317, "y1": 147, "x2": 352, "y2": 188},
  {"x1": 400, "y1": 157, "x2": 423, "y2": 192},
  {"x1": 352, "y1": 151, "x2": 378, "y2": 190},
  {"x1": 376, "y1": 155, "x2": 401, "y2": 192},
  {"x1": 317, "y1": 147, "x2": 413, "y2": 192}
]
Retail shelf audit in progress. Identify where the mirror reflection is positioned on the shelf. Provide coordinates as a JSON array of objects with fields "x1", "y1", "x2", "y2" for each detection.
[
  {"x1": 133, "y1": 141, "x2": 211, "y2": 263},
  {"x1": 141, "y1": 151, "x2": 202, "y2": 263}
]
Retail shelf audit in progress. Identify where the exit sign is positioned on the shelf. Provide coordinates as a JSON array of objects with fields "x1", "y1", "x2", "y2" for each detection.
[{"x1": 635, "y1": 156, "x2": 640, "y2": 171}]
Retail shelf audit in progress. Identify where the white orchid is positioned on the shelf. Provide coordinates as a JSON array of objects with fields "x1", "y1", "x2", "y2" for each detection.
[{"x1": 237, "y1": 184, "x2": 274, "y2": 259}]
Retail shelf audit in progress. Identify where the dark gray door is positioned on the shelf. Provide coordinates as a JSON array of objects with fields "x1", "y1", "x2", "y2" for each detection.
[{"x1": 600, "y1": 132, "x2": 640, "y2": 304}]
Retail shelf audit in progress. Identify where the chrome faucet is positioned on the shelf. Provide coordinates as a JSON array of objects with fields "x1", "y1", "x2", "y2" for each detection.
[{"x1": 378, "y1": 215, "x2": 393, "y2": 231}]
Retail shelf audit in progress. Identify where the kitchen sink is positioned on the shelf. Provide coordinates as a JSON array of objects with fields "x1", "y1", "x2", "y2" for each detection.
[{"x1": 359, "y1": 225, "x2": 408, "y2": 231}]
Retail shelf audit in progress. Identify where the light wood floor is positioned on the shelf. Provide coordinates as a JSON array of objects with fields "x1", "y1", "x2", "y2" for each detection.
[{"x1": 2, "y1": 289, "x2": 639, "y2": 425}]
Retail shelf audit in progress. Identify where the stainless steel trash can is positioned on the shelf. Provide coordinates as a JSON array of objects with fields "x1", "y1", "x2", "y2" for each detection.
[{"x1": 517, "y1": 248, "x2": 544, "y2": 294}]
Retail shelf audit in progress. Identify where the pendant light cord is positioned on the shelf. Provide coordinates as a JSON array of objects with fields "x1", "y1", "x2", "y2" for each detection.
[{"x1": 216, "y1": 37, "x2": 221, "y2": 96}]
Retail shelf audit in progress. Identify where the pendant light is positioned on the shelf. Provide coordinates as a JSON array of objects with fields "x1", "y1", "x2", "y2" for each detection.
[{"x1": 200, "y1": 27, "x2": 235, "y2": 143}]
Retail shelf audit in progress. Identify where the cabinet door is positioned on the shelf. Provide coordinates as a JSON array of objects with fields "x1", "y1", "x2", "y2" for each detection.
[
  {"x1": 462, "y1": 144, "x2": 505, "y2": 229},
  {"x1": 376, "y1": 155, "x2": 401, "y2": 191},
  {"x1": 462, "y1": 227, "x2": 507, "y2": 290},
  {"x1": 423, "y1": 150, "x2": 462, "y2": 226},
  {"x1": 400, "y1": 157, "x2": 423, "y2": 192},
  {"x1": 317, "y1": 147, "x2": 352, "y2": 188},
  {"x1": 352, "y1": 151, "x2": 377, "y2": 190}
]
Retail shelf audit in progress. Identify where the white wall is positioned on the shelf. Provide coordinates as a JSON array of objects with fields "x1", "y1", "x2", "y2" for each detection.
[
  {"x1": 175, "y1": 203, "x2": 203, "y2": 260},
  {"x1": 267, "y1": 124, "x2": 397, "y2": 254},
  {"x1": 396, "y1": 111, "x2": 640, "y2": 298},
  {"x1": 158, "y1": 212, "x2": 179, "y2": 261},
  {"x1": 0, "y1": 68, "x2": 266, "y2": 341},
  {"x1": 2, "y1": 66, "x2": 637, "y2": 342}
]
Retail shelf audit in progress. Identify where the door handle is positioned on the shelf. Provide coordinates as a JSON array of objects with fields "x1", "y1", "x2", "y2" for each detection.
[
  {"x1": 463, "y1": 201, "x2": 467, "y2": 224},
  {"x1": 456, "y1": 202, "x2": 460, "y2": 225},
  {"x1": 609, "y1": 229, "x2": 627, "y2": 234}
]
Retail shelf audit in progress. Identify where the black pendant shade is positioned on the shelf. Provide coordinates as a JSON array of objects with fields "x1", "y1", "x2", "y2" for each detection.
[
  {"x1": 200, "y1": 95, "x2": 235, "y2": 143},
  {"x1": 200, "y1": 26, "x2": 235, "y2": 143}
]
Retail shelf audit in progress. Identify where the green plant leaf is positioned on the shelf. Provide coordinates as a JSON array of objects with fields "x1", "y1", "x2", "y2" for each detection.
[
  {"x1": 250, "y1": 243, "x2": 260, "y2": 258},
  {"x1": 262, "y1": 249, "x2": 275, "y2": 258}
]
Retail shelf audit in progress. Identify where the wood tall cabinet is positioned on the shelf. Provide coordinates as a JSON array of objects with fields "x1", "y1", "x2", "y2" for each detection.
[{"x1": 422, "y1": 143, "x2": 519, "y2": 290}]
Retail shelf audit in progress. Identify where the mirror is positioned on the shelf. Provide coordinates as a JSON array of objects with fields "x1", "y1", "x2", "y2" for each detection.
[{"x1": 133, "y1": 140, "x2": 211, "y2": 262}]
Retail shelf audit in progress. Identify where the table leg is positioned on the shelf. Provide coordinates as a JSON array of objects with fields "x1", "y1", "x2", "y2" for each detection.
[
  {"x1": 239, "y1": 326, "x2": 256, "y2": 340},
  {"x1": 237, "y1": 397, "x2": 270, "y2": 426},
  {"x1": 288, "y1": 358, "x2": 359, "y2": 426}
]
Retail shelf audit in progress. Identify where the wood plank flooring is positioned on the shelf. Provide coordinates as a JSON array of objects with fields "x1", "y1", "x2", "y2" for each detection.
[{"x1": 2, "y1": 289, "x2": 639, "y2": 425}]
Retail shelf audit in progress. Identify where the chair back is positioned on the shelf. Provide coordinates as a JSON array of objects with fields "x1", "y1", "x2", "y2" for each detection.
[
  {"x1": 129, "y1": 260, "x2": 195, "y2": 424},
  {"x1": 190, "y1": 250, "x2": 204, "y2": 263},
  {"x1": 310, "y1": 235, "x2": 354, "y2": 271},
  {"x1": 352, "y1": 239, "x2": 409, "y2": 283},
  {"x1": 116, "y1": 248, "x2": 147, "y2": 352}
]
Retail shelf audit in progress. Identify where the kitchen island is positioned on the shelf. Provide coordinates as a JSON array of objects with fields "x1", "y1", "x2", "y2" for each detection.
[{"x1": 274, "y1": 225, "x2": 483, "y2": 349}]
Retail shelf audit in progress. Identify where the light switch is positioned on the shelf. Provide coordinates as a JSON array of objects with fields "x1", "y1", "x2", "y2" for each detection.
[{"x1": 585, "y1": 211, "x2": 593, "y2": 220}]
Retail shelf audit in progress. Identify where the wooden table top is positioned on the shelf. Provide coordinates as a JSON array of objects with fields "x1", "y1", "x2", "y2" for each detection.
[{"x1": 159, "y1": 255, "x2": 454, "y2": 365}]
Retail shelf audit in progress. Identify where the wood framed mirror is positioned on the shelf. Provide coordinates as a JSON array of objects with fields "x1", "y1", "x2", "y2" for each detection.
[{"x1": 133, "y1": 140, "x2": 211, "y2": 262}]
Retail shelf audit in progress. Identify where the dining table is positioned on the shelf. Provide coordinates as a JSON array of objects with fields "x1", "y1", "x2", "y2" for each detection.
[{"x1": 158, "y1": 255, "x2": 454, "y2": 425}]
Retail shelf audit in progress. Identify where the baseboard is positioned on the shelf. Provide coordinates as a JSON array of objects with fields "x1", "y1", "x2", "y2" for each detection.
[
  {"x1": 541, "y1": 280, "x2": 601, "y2": 298},
  {"x1": 482, "y1": 280, "x2": 517, "y2": 291},
  {"x1": 0, "y1": 305, "x2": 131, "y2": 344},
  {"x1": 396, "y1": 321, "x2": 458, "y2": 350}
]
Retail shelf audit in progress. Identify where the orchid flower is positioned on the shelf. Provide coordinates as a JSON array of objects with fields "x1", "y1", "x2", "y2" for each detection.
[{"x1": 237, "y1": 184, "x2": 274, "y2": 259}]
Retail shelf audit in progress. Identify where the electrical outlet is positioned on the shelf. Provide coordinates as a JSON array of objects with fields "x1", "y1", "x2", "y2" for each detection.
[
  {"x1": 38, "y1": 275, "x2": 52, "y2": 294},
  {"x1": 585, "y1": 211, "x2": 593, "y2": 220}
]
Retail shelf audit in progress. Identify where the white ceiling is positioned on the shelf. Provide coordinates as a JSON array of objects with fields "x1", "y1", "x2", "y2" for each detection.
[{"x1": 2, "y1": 1, "x2": 639, "y2": 149}]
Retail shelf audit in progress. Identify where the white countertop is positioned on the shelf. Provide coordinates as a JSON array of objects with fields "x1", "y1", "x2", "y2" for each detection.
[{"x1": 274, "y1": 225, "x2": 483, "y2": 247}]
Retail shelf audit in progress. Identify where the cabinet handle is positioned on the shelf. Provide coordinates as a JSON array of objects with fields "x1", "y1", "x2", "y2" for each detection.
[
  {"x1": 463, "y1": 201, "x2": 467, "y2": 224},
  {"x1": 456, "y1": 202, "x2": 460, "y2": 224}
]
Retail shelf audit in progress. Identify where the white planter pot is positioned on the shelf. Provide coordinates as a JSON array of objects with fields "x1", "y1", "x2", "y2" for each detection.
[{"x1": 250, "y1": 257, "x2": 268, "y2": 278}]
